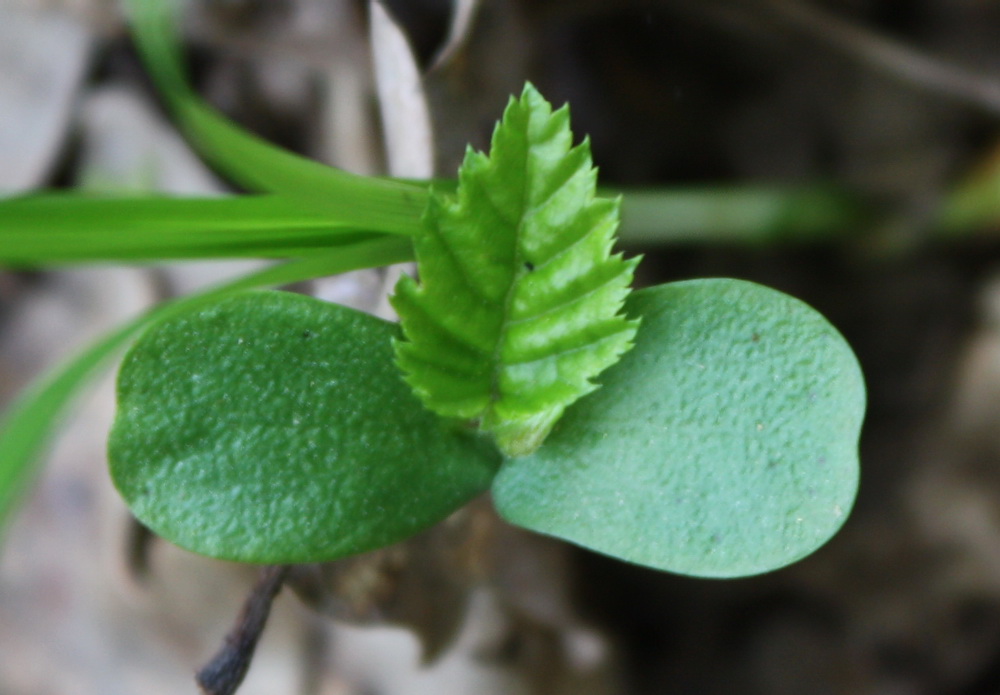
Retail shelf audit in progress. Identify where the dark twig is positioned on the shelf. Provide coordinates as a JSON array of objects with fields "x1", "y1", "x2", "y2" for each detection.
[{"x1": 196, "y1": 565, "x2": 291, "y2": 695}]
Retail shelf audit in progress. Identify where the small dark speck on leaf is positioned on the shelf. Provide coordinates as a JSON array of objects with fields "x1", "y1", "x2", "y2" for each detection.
[
  {"x1": 751, "y1": 333, "x2": 761, "y2": 343},
  {"x1": 302, "y1": 330, "x2": 313, "y2": 340},
  {"x1": 523, "y1": 262, "x2": 534, "y2": 272}
]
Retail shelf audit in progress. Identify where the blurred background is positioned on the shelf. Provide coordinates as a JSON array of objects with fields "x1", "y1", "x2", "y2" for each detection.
[{"x1": 4, "y1": 0, "x2": 1000, "y2": 693}]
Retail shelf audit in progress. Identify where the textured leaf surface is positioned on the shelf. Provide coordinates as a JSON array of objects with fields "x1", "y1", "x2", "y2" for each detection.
[
  {"x1": 0, "y1": 243, "x2": 409, "y2": 535},
  {"x1": 493, "y1": 279, "x2": 865, "y2": 578},
  {"x1": 392, "y1": 85, "x2": 638, "y2": 456},
  {"x1": 109, "y1": 291, "x2": 500, "y2": 563}
]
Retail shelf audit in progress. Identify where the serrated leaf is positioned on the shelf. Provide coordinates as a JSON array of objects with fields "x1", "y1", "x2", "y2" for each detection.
[
  {"x1": 391, "y1": 84, "x2": 638, "y2": 456},
  {"x1": 492, "y1": 279, "x2": 865, "y2": 578},
  {"x1": 109, "y1": 291, "x2": 501, "y2": 563}
]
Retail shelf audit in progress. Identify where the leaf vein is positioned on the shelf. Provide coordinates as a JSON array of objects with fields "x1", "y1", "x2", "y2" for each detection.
[
  {"x1": 526, "y1": 157, "x2": 587, "y2": 218},
  {"x1": 509, "y1": 270, "x2": 630, "y2": 326},
  {"x1": 425, "y1": 217, "x2": 497, "y2": 305},
  {"x1": 530, "y1": 216, "x2": 612, "y2": 272},
  {"x1": 399, "y1": 298, "x2": 492, "y2": 358},
  {"x1": 503, "y1": 327, "x2": 634, "y2": 368}
]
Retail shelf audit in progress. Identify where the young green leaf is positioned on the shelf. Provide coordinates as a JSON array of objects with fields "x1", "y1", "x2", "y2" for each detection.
[
  {"x1": 492, "y1": 279, "x2": 865, "y2": 578},
  {"x1": 392, "y1": 84, "x2": 639, "y2": 456},
  {"x1": 108, "y1": 292, "x2": 501, "y2": 563}
]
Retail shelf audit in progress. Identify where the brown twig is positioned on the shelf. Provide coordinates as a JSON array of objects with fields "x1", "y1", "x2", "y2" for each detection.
[{"x1": 196, "y1": 565, "x2": 291, "y2": 695}]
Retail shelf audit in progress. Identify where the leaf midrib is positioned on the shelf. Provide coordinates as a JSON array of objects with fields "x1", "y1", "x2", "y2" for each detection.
[{"x1": 488, "y1": 113, "x2": 536, "y2": 412}]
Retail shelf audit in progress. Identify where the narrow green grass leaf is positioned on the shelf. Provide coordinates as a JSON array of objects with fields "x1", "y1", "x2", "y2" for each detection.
[
  {"x1": 617, "y1": 186, "x2": 869, "y2": 245},
  {"x1": 0, "y1": 195, "x2": 390, "y2": 264},
  {"x1": 392, "y1": 84, "x2": 638, "y2": 456},
  {"x1": 0, "y1": 184, "x2": 870, "y2": 267},
  {"x1": 0, "y1": 236, "x2": 413, "y2": 531},
  {"x1": 109, "y1": 291, "x2": 500, "y2": 563},
  {"x1": 938, "y1": 153, "x2": 1000, "y2": 236},
  {"x1": 124, "y1": 0, "x2": 428, "y2": 234},
  {"x1": 0, "y1": 321, "x2": 138, "y2": 529},
  {"x1": 493, "y1": 279, "x2": 865, "y2": 578}
]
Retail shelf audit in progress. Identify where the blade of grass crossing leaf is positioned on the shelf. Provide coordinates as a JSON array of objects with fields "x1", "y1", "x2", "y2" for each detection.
[
  {"x1": 617, "y1": 186, "x2": 868, "y2": 245},
  {"x1": 0, "y1": 195, "x2": 393, "y2": 264},
  {"x1": 416, "y1": 184, "x2": 870, "y2": 246},
  {"x1": 2, "y1": 236, "x2": 386, "y2": 265},
  {"x1": 1, "y1": 194, "x2": 340, "y2": 234},
  {"x1": 0, "y1": 236, "x2": 414, "y2": 530},
  {"x1": 938, "y1": 146, "x2": 1000, "y2": 237},
  {"x1": 124, "y1": 0, "x2": 428, "y2": 235},
  {"x1": 120, "y1": 0, "x2": 187, "y2": 96},
  {"x1": 176, "y1": 103, "x2": 428, "y2": 234},
  {"x1": 0, "y1": 185, "x2": 874, "y2": 266},
  {"x1": 0, "y1": 320, "x2": 138, "y2": 527}
]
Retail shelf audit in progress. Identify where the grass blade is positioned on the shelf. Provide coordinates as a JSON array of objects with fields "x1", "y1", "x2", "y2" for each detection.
[
  {"x1": 0, "y1": 184, "x2": 874, "y2": 268},
  {"x1": 617, "y1": 186, "x2": 869, "y2": 245},
  {"x1": 0, "y1": 195, "x2": 397, "y2": 264},
  {"x1": 124, "y1": 0, "x2": 428, "y2": 235}
]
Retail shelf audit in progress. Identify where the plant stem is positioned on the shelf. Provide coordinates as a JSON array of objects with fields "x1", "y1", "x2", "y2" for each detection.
[{"x1": 196, "y1": 565, "x2": 291, "y2": 695}]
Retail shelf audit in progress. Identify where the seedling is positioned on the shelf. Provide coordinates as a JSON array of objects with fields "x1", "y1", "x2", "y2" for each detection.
[
  {"x1": 0, "y1": 1, "x2": 865, "y2": 684},
  {"x1": 104, "y1": 82, "x2": 864, "y2": 579}
]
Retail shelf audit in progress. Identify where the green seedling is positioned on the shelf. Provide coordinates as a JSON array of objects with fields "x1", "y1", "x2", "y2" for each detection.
[
  {"x1": 0, "y1": 0, "x2": 865, "y2": 582},
  {"x1": 100, "y1": 82, "x2": 865, "y2": 578}
]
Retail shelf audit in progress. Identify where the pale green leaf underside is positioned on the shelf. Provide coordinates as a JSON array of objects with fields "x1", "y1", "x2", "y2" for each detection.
[
  {"x1": 492, "y1": 279, "x2": 865, "y2": 578},
  {"x1": 392, "y1": 85, "x2": 638, "y2": 456},
  {"x1": 109, "y1": 291, "x2": 500, "y2": 563}
]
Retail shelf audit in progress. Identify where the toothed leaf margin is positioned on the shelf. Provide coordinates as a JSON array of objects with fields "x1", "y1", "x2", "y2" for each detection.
[{"x1": 392, "y1": 84, "x2": 638, "y2": 456}]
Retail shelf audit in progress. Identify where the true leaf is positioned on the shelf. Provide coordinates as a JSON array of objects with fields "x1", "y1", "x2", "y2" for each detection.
[
  {"x1": 492, "y1": 279, "x2": 865, "y2": 578},
  {"x1": 392, "y1": 84, "x2": 638, "y2": 456},
  {"x1": 108, "y1": 291, "x2": 501, "y2": 563}
]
